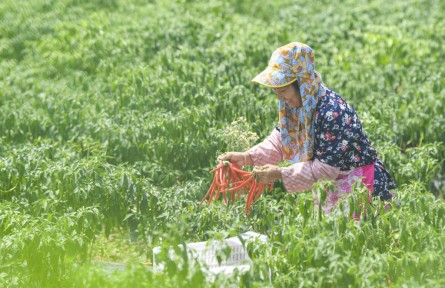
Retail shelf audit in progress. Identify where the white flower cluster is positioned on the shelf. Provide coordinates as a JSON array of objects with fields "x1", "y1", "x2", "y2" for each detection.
[{"x1": 218, "y1": 117, "x2": 259, "y2": 152}]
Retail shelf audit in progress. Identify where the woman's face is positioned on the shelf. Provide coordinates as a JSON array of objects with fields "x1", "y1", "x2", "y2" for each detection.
[{"x1": 273, "y1": 83, "x2": 302, "y2": 108}]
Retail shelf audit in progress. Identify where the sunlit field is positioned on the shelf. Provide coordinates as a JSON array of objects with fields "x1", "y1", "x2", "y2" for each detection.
[{"x1": 1, "y1": 0, "x2": 444, "y2": 286}]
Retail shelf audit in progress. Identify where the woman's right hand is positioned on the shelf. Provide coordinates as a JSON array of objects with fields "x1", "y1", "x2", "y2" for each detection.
[{"x1": 217, "y1": 152, "x2": 254, "y2": 167}]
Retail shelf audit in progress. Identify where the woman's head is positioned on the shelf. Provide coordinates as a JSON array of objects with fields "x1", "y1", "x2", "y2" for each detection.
[
  {"x1": 273, "y1": 81, "x2": 301, "y2": 108},
  {"x1": 251, "y1": 42, "x2": 326, "y2": 163},
  {"x1": 251, "y1": 42, "x2": 315, "y2": 88}
]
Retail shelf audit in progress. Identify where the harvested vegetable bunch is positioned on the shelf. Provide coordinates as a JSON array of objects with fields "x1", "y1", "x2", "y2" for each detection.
[{"x1": 200, "y1": 161, "x2": 274, "y2": 213}]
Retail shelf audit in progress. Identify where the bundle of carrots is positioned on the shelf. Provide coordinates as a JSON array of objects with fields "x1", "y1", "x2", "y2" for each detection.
[{"x1": 200, "y1": 161, "x2": 273, "y2": 214}]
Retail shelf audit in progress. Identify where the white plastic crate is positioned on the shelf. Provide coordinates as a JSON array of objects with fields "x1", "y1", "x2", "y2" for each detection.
[{"x1": 152, "y1": 232, "x2": 267, "y2": 276}]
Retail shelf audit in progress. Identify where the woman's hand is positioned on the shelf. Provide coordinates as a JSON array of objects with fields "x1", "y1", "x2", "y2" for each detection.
[
  {"x1": 253, "y1": 164, "x2": 282, "y2": 184},
  {"x1": 217, "y1": 152, "x2": 254, "y2": 167}
]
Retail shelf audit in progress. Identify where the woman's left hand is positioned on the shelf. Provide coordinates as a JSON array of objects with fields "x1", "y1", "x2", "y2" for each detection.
[{"x1": 253, "y1": 164, "x2": 282, "y2": 184}]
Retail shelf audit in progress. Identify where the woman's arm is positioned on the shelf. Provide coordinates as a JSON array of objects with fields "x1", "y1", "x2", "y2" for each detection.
[
  {"x1": 248, "y1": 128, "x2": 339, "y2": 192},
  {"x1": 246, "y1": 128, "x2": 283, "y2": 166},
  {"x1": 280, "y1": 159, "x2": 340, "y2": 193}
]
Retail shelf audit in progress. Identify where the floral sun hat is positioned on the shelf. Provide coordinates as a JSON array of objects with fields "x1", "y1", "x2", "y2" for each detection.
[{"x1": 252, "y1": 42, "x2": 326, "y2": 163}]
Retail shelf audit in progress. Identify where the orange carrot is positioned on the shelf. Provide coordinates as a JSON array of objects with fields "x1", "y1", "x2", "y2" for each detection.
[
  {"x1": 245, "y1": 180, "x2": 257, "y2": 214},
  {"x1": 200, "y1": 161, "x2": 274, "y2": 214}
]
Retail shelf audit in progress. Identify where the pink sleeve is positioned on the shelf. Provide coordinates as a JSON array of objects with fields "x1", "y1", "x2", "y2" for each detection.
[
  {"x1": 280, "y1": 159, "x2": 340, "y2": 193},
  {"x1": 246, "y1": 129, "x2": 282, "y2": 166}
]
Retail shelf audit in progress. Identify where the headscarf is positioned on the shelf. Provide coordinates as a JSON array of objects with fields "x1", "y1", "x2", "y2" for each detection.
[{"x1": 252, "y1": 42, "x2": 326, "y2": 163}]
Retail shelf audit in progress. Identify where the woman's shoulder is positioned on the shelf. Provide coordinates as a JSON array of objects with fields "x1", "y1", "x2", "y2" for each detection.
[{"x1": 316, "y1": 89, "x2": 356, "y2": 119}]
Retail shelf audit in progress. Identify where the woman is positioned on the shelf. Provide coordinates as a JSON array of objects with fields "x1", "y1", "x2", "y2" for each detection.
[{"x1": 218, "y1": 42, "x2": 396, "y2": 213}]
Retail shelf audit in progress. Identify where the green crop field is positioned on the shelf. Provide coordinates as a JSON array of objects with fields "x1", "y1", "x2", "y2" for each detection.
[{"x1": 1, "y1": 0, "x2": 444, "y2": 287}]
